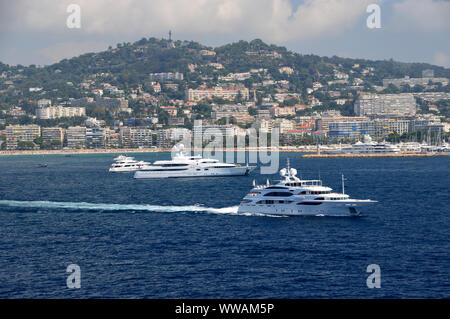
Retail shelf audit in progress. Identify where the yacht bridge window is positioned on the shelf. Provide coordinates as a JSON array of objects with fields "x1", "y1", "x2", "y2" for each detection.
[
  {"x1": 257, "y1": 200, "x2": 292, "y2": 204},
  {"x1": 159, "y1": 163, "x2": 189, "y2": 167},
  {"x1": 266, "y1": 186, "x2": 289, "y2": 190},
  {"x1": 286, "y1": 181, "x2": 322, "y2": 187},
  {"x1": 263, "y1": 192, "x2": 293, "y2": 197},
  {"x1": 298, "y1": 190, "x2": 331, "y2": 195}
]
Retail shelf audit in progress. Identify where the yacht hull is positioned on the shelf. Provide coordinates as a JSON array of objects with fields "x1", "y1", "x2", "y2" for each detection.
[
  {"x1": 134, "y1": 166, "x2": 253, "y2": 179},
  {"x1": 237, "y1": 200, "x2": 375, "y2": 217},
  {"x1": 109, "y1": 167, "x2": 144, "y2": 172}
]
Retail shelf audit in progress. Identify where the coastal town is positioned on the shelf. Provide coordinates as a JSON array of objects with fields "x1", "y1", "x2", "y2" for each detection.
[
  {"x1": 2, "y1": 0, "x2": 450, "y2": 303},
  {"x1": 1, "y1": 38, "x2": 449, "y2": 155}
]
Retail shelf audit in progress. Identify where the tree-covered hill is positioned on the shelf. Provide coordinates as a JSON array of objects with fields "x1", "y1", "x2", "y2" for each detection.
[{"x1": 1, "y1": 37, "x2": 449, "y2": 100}]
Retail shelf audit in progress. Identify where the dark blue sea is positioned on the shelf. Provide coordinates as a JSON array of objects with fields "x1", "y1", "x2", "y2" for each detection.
[{"x1": 0, "y1": 153, "x2": 449, "y2": 298}]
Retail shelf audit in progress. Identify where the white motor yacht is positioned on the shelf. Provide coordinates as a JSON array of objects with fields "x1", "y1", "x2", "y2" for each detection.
[
  {"x1": 325, "y1": 135, "x2": 400, "y2": 154},
  {"x1": 134, "y1": 147, "x2": 255, "y2": 179},
  {"x1": 109, "y1": 155, "x2": 151, "y2": 172},
  {"x1": 238, "y1": 161, "x2": 376, "y2": 216}
]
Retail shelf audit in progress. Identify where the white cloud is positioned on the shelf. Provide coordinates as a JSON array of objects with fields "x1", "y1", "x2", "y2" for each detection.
[
  {"x1": 10, "y1": 0, "x2": 374, "y2": 42},
  {"x1": 391, "y1": 0, "x2": 450, "y2": 32}
]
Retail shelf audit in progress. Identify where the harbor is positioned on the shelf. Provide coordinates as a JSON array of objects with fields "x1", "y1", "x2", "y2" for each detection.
[
  {"x1": 303, "y1": 135, "x2": 449, "y2": 158},
  {"x1": 303, "y1": 152, "x2": 448, "y2": 158}
]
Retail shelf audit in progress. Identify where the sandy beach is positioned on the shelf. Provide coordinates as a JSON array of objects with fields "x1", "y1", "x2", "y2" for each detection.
[
  {"x1": 0, "y1": 148, "x2": 168, "y2": 156},
  {"x1": 0, "y1": 147, "x2": 316, "y2": 156}
]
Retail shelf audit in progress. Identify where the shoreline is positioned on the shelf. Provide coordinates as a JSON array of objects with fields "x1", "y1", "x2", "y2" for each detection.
[
  {"x1": 0, "y1": 147, "x2": 317, "y2": 156},
  {"x1": 0, "y1": 148, "x2": 447, "y2": 158}
]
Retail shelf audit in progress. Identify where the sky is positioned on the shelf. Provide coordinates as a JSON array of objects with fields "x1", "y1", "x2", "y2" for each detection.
[{"x1": 0, "y1": 0, "x2": 449, "y2": 68}]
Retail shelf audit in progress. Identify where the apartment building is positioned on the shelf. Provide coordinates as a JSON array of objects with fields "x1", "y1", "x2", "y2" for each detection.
[
  {"x1": 41, "y1": 127, "x2": 64, "y2": 144},
  {"x1": 6, "y1": 125, "x2": 41, "y2": 150},
  {"x1": 211, "y1": 104, "x2": 253, "y2": 124},
  {"x1": 149, "y1": 72, "x2": 184, "y2": 82},
  {"x1": 383, "y1": 76, "x2": 448, "y2": 88},
  {"x1": 131, "y1": 128, "x2": 154, "y2": 147},
  {"x1": 186, "y1": 86, "x2": 250, "y2": 102},
  {"x1": 120, "y1": 127, "x2": 154, "y2": 147},
  {"x1": 270, "y1": 106, "x2": 296, "y2": 117},
  {"x1": 66, "y1": 126, "x2": 86, "y2": 149},
  {"x1": 85, "y1": 128, "x2": 106, "y2": 148},
  {"x1": 329, "y1": 118, "x2": 414, "y2": 139},
  {"x1": 354, "y1": 93, "x2": 416, "y2": 116},
  {"x1": 36, "y1": 106, "x2": 86, "y2": 119},
  {"x1": 37, "y1": 99, "x2": 52, "y2": 108}
]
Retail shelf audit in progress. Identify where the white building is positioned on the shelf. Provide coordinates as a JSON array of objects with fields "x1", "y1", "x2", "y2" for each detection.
[
  {"x1": 253, "y1": 119, "x2": 273, "y2": 133},
  {"x1": 219, "y1": 72, "x2": 251, "y2": 82},
  {"x1": 354, "y1": 93, "x2": 416, "y2": 116},
  {"x1": 149, "y1": 72, "x2": 184, "y2": 82},
  {"x1": 36, "y1": 106, "x2": 86, "y2": 119},
  {"x1": 186, "y1": 86, "x2": 249, "y2": 102},
  {"x1": 279, "y1": 66, "x2": 294, "y2": 75},
  {"x1": 274, "y1": 118, "x2": 294, "y2": 133},
  {"x1": 37, "y1": 99, "x2": 52, "y2": 108},
  {"x1": 383, "y1": 75, "x2": 448, "y2": 88}
]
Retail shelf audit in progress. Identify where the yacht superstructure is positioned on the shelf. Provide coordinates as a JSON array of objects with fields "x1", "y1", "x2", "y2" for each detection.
[
  {"x1": 238, "y1": 162, "x2": 376, "y2": 216},
  {"x1": 417, "y1": 141, "x2": 450, "y2": 154},
  {"x1": 109, "y1": 155, "x2": 150, "y2": 172},
  {"x1": 134, "y1": 148, "x2": 255, "y2": 179},
  {"x1": 324, "y1": 135, "x2": 400, "y2": 154}
]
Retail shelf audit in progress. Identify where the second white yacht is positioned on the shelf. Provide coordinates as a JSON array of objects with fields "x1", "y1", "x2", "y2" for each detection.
[{"x1": 134, "y1": 147, "x2": 255, "y2": 179}]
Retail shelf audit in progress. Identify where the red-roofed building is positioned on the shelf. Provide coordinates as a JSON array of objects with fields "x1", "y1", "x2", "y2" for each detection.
[{"x1": 160, "y1": 106, "x2": 177, "y2": 116}]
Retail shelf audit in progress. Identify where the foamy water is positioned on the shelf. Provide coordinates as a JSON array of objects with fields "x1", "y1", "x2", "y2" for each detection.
[{"x1": 0, "y1": 199, "x2": 239, "y2": 214}]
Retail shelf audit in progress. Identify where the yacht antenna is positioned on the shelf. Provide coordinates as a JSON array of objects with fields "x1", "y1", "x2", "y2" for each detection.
[{"x1": 341, "y1": 174, "x2": 346, "y2": 194}]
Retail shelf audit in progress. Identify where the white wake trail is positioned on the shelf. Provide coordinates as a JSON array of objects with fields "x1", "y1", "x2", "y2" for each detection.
[{"x1": 0, "y1": 199, "x2": 243, "y2": 216}]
